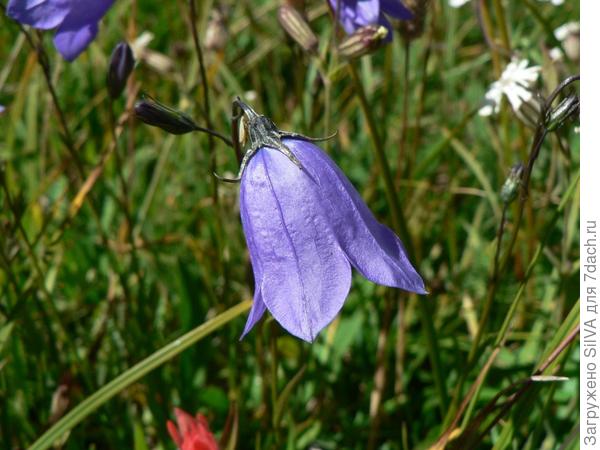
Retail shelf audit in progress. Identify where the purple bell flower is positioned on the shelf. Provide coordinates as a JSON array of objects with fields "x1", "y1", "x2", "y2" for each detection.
[
  {"x1": 328, "y1": 0, "x2": 413, "y2": 40},
  {"x1": 226, "y1": 100, "x2": 426, "y2": 342},
  {"x1": 6, "y1": 0, "x2": 115, "y2": 61}
]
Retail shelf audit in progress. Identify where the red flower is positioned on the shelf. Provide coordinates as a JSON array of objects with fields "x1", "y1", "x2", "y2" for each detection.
[{"x1": 167, "y1": 408, "x2": 219, "y2": 450}]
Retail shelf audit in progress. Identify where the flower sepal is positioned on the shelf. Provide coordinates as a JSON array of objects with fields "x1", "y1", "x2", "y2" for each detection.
[{"x1": 214, "y1": 98, "x2": 336, "y2": 183}]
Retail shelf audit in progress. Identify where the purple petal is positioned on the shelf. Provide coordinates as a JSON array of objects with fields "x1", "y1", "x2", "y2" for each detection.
[
  {"x1": 6, "y1": 0, "x2": 71, "y2": 29},
  {"x1": 380, "y1": 0, "x2": 413, "y2": 20},
  {"x1": 240, "y1": 149, "x2": 352, "y2": 342},
  {"x1": 52, "y1": 0, "x2": 114, "y2": 60},
  {"x1": 284, "y1": 139, "x2": 426, "y2": 294},
  {"x1": 53, "y1": 21, "x2": 99, "y2": 61},
  {"x1": 240, "y1": 177, "x2": 268, "y2": 338},
  {"x1": 241, "y1": 290, "x2": 267, "y2": 338},
  {"x1": 329, "y1": 0, "x2": 380, "y2": 34},
  {"x1": 60, "y1": 0, "x2": 115, "y2": 28}
]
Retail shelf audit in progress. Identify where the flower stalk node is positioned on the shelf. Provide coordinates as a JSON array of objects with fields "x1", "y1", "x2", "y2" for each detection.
[{"x1": 214, "y1": 98, "x2": 337, "y2": 183}]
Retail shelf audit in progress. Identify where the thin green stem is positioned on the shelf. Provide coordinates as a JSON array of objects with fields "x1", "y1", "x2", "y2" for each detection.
[
  {"x1": 348, "y1": 63, "x2": 407, "y2": 244},
  {"x1": 188, "y1": 0, "x2": 227, "y2": 302},
  {"x1": 396, "y1": 41, "x2": 411, "y2": 184},
  {"x1": 492, "y1": 0, "x2": 511, "y2": 53},
  {"x1": 348, "y1": 62, "x2": 448, "y2": 413}
]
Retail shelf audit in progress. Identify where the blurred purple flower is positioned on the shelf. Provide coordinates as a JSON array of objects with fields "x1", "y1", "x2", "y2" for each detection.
[
  {"x1": 233, "y1": 101, "x2": 426, "y2": 342},
  {"x1": 328, "y1": 0, "x2": 412, "y2": 39},
  {"x1": 6, "y1": 0, "x2": 115, "y2": 61}
]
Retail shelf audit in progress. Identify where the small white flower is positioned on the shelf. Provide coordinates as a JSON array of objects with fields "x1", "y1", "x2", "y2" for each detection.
[
  {"x1": 449, "y1": 0, "x2": 470, "y2": 7},
  {"x1": 554, "y1": 21, "x2": 579, "y2": 41},
  {"x1": 479, "y1": 58, "x2": 541, "y2": 117},
  {"x1": 549, "y1": 47, "x2": 563, "y2": 61}
]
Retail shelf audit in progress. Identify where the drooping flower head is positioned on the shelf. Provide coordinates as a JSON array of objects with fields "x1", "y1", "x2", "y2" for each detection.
[
  {"x1": 222, "y1": 99, "x2": 426, "y2": 342},
  {"x1": 6, "y1": 0, "x2": 115, "y2": 61},
  {"x1": 328, "y1": 0, "x2": 413, "y2": 41},
  {"x1": 167, "y1": 408, "x2": 219, "y2": 450}
]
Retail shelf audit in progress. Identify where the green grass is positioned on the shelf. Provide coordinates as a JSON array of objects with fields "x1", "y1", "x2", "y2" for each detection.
[{"x1": 0, "y1": 0, "x2": 580, "y2": 449}]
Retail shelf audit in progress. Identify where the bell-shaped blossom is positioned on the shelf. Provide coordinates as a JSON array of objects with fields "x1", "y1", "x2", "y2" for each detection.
[
  {"x1": 6, "y1": 0, "x2": 115, "y2": 61},
  {"x1": 167, "y1": 408, "x2": 219, "y2": 450},
  {"x1": 479, "y1": 58, "x2": 541, "y2": 117},
  {"x1": 235, "y1": 105, "x2": 426, "y2": 342},
  {"x1": 328, "y1": 0, "x2": 412, "y2": 40}
]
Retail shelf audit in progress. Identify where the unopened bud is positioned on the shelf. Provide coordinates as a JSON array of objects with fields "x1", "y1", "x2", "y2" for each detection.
[
  {"x1": 134, "y1": 97, "x2": 199, "y2": 135},
  {"x1": 500, "y1": 163, "x2": 525, "y2": 205},
  {"x1": 338, "y1": 25, "x2": 389, "y2": 59},
  {"x1": 107, "y1": 42, "x2": 135, "y2": 99},
  {"x1": 546, "y1": 95, "x2": 579, "y2": 132},
  {"x1": 277, "y1": 5, "x2": 318, "y2": 54}
]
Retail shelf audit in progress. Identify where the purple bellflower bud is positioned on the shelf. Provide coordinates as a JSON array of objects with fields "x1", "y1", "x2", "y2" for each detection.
[
  {"x1": 6, "y1": 0, "x2": 115, "y2": 61},
  {"x1": 221, "y1": 99, "x2": 426, "y2": 342},
  {"x1": 107, "y1": 41, "x2": 135, "y2": 99},
  {"x1": 134, "y1": 97, "x2": 200, "y2": 135},
  {"x1": 328, "y1": 0, "x2": 412, "y2": 42}
]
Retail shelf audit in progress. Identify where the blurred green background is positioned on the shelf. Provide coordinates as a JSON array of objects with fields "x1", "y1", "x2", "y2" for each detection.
[{"x1": 0, "y1": 0, "x2": 580, "y2": 449}]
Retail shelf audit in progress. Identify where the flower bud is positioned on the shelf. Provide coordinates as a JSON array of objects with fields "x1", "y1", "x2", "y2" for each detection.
[
  {"x1": 500, "y1": 163, "x2": 525, "y2": 205},
  {"x1": 107, "y1": 41, "x2": 135, "y2": 99},
  {"x1": 545, "y1": 95, "x2": 579, "y2": 132},
  {"x1": 277, "y1": 5, "x2": 318, "y2": 54},
  {"x1": 134, "y1": 97, "x2": 200, "y2": 135},
  {"x1": 338, "y1": 25, "x2": 389, "y2": 59}
]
